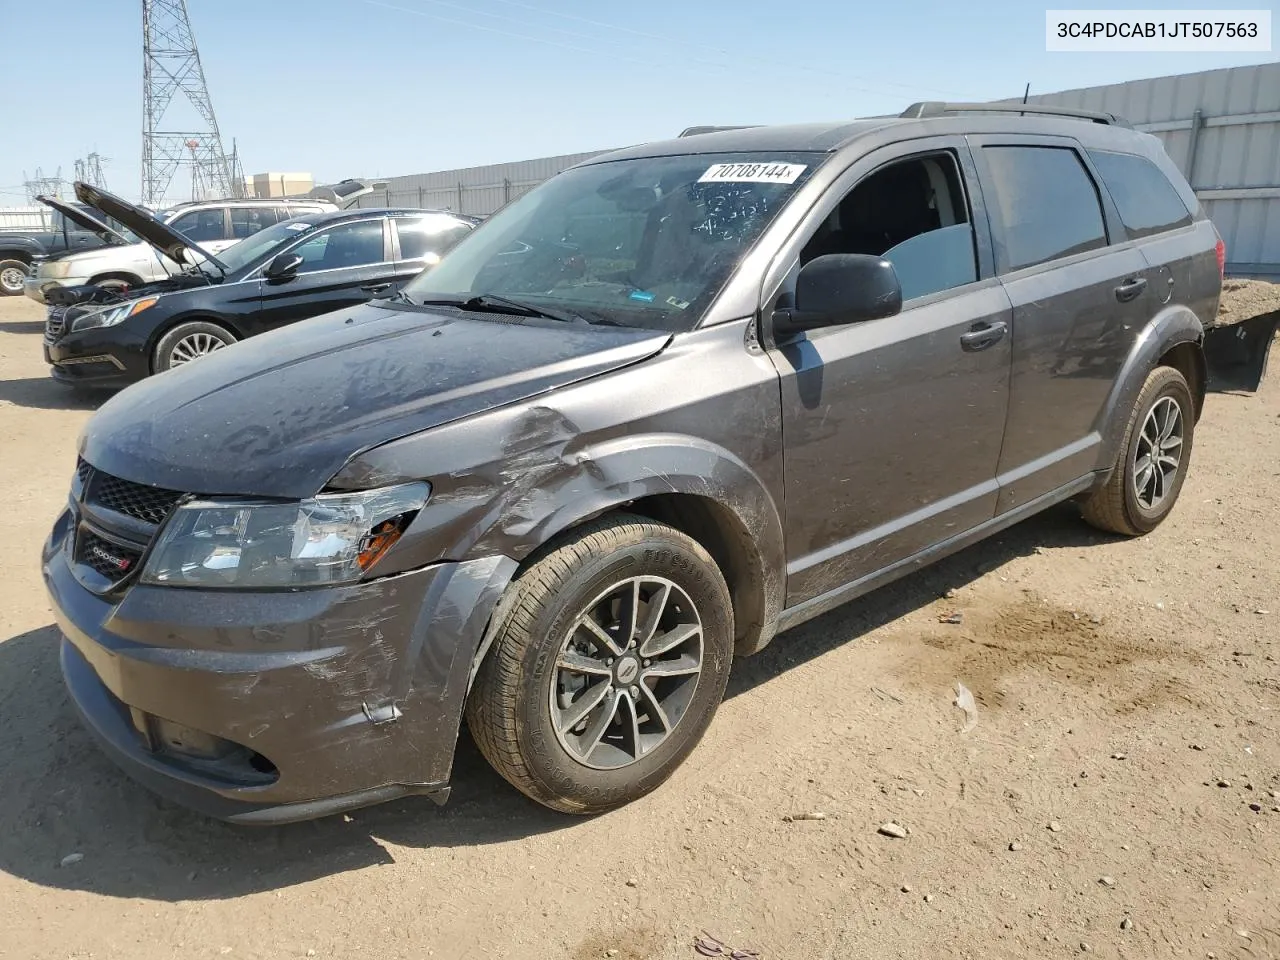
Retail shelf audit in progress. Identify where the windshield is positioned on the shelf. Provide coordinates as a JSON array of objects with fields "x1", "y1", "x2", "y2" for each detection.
[
  {"x1": 214, "y1": 218, "x2": 320, "y2": 275},
  {"x1": 401, "y1": 152, "x2": 820, "y2": 331}
]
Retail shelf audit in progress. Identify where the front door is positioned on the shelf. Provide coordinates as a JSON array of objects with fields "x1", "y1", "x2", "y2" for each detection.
[
  {"x1": 766, "y1": 139, "x2": 1013, "y2": 605},
  {"x1": 252, "y1": 218, "x2": 395, "y2": 333}
]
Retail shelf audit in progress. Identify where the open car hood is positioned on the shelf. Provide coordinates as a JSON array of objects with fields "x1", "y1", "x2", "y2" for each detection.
[
  {"x1": 36, "y1": 195, "x2": 130, "y2": 246},
  {"x1": 73, "y1": 181, "x2": 228, "y2": 272},
  {"x1": 303, "y1": 178, "x2": 388, "y2": 208}
]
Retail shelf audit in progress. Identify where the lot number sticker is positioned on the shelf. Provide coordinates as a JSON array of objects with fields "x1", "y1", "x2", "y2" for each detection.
[{"x1": 697, "y1": 162, "x2": 807, "y2": 184}]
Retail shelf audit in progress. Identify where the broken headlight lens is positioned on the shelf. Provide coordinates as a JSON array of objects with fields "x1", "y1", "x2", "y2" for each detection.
[{"x1": 140, "y1": 482, "x2": 429, "y2": 588}]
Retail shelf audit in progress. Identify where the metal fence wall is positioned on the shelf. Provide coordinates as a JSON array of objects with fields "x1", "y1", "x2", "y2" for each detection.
[
  {"x1": 350, "y1": 149, "x2": 614, "y2": 217},
  {"x1": 0, "y1": 207, "x2": 50, "y2": 230},
  {"x1": 1012, "y1": 62, "x2": 1280, "y2": 277}
]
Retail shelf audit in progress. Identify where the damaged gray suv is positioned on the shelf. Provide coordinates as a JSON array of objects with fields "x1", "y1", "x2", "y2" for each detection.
[{"x1": 45, "y1": 103, "x2": 1223, "y2": 823}]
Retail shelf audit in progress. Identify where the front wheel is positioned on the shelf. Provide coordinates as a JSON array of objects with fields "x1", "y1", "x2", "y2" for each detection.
[
  {"x1": 0, "y1": 259, "x2": 29, "y2": 296},
  {"x1": 465, "y1": 514, "x2": 734, "y2": 814},
  {"x1": 153, "y1": 321, "x2": 237, "y2": 373},
  {"x1": 1081, "y1": 365, "x2": 1195, "y2": 536}
]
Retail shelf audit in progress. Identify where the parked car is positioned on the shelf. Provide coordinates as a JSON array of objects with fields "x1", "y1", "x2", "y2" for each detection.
[
  {"x1": 46, "y1": 102, "x2": 1223, "y2": 824},
  {"x1": 41, "y1": 182, "x2": 477, "y2": 387},
  {"x1": 0, "y1": 200, "x2": 139, "y2": 296},
  {"x1": 25, "y1": 195, "x2": 337, "y2": 304}
]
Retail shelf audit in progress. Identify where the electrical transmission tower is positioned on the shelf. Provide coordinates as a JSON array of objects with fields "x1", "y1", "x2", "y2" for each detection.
[
  {"x1": 141, "y1": 0, "x2": 240, "y2": 206},
  {"x1": 23, "y1": 168, "x2": 66, "y2": 203},
  {"x1": 74, "y1": 152, "x2": 109, "y2": 189}
]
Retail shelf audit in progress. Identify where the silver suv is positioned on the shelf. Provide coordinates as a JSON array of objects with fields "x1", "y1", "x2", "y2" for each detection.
[{"x1": 24, "y1": 197, "x2": 336, "y2": 303}]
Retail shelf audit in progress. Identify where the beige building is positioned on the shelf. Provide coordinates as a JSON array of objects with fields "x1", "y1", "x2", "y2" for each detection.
[{"x1": 243, "y1": 172, "x2": 315, "y2": 198}]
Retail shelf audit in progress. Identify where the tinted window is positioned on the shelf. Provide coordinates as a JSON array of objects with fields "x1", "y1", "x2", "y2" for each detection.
[
  {"x1": 1088, "y1": 149, "x2": 1193, "y2": 240},
  {"x1": 396, "y1": 215, "x2": 473, "y2": 261},
  {"x1": 170, "y1": 208, "x2": 227, "y2": 244},
  {"x1": 291, "y1": 220, "x2": 385, "y2": 273},
  {"x1": 981, "y1": 146, "x2": 1107, "y2": 271},
  {"x1": 229, "y1": 206, "x2": 279, "y2": 239}
]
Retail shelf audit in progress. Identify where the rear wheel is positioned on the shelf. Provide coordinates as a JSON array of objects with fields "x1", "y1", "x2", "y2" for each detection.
[
  {"x1": 465, "y1": 514, "x2": 734, "y2": 814},
  {"x1": 1081, "y1": 365, "x2": 1195, "y2": 536},
  {"x1": 0, "y1": 259, "x2": 29, "y2": 296},
  {"x1": 153, "y1": 321, "x2": 237, "y2": 373}
]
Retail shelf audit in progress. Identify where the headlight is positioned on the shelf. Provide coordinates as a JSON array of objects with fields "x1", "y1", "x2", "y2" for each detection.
[
  {"x1": 70, "y1": 297, "x2": 158, "y2": 332},
  {"x1": 40, "y1": 259, "x2": 83, "y2": 279},
  {"x1": 140, "y1": 482, "x2": 430, "y2": 589}
]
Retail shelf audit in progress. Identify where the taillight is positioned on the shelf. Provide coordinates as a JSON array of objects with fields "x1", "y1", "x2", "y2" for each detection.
[{"x1": 1215, "y1": 237, "x2": 1226, "y2": 277}]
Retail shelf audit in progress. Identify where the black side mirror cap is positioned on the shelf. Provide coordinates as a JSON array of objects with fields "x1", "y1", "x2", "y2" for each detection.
[
  {"x1": 265, "y1": 252, "x2": 304, "y2": 281},
  {"x1": 772, "y1": 253, "x2": 903, "y2": 337}
]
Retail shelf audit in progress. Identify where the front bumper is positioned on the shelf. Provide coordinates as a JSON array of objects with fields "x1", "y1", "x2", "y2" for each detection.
[
  {"x1": 43, "y1": 516, "x2": 516, "y2": 824},
  {"x1": 45, "y1": 322, "x2": 150, "y2": 387},
  {"x1": 25, "y1": 275, "x2": 81, "y2": 304}
]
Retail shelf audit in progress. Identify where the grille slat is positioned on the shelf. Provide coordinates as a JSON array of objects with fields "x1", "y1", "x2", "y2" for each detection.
[
  {"x1": 45, "y1": 307, "x2": 67, "y2": 342},
  {"x1": 91, "y1": 472, "x2": 184, "y2": 526}
]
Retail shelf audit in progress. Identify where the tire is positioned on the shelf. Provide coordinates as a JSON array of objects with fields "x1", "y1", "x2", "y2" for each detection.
[
  {"x1": 0, "y1": 258, "x2": 29, "y2": 296},
  {"x1": 152, "y1": 321, "x2": 237, "y2": 373},
  {"x1": 466, "y1": 514, "x2": 734, "y2": 814},
  {"x1": 1081, "y1": 365, "x2": 1195, "y2": 536}
]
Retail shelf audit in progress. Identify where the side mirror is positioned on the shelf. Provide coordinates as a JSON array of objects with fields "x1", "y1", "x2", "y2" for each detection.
[
  {"x1": 265, "y1": 252, "x2": 304, "y2": 281},
  {"x1": 772, "y1": 254, "x2": 903, "y2": 337}
]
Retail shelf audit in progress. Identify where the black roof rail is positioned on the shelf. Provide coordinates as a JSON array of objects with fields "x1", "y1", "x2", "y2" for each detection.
[
  {"x1": 678, "y1": 125, "x2": 760, "y2": 137},
  {"x1": 900, "y1": 101, "x2": 1131, "y2": 127}
]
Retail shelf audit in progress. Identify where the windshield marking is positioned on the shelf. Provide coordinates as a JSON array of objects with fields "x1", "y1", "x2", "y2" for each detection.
[{"x1": 697, "y1": 162, "x2": 807, "y2": 184}]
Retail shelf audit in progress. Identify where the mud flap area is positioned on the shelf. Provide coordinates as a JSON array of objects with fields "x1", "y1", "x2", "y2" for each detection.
[{"x1": 1204, "y1": 310, "x2": 1280, "y2": 393}]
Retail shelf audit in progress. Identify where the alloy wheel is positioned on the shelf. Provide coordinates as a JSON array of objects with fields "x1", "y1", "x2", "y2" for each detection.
[
  {"x1": 550, "y1": 576, "x2": 704, "y2": 770},
  {"x1": 1132, "y1": 395, "x2": 1184, "y2": 510},
  {"x1": 169, "y1": 331, "x2": 228, "y2": 367}
]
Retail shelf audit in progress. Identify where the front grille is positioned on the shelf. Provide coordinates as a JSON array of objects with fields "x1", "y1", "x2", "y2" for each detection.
[
  {"x1": 78, "y1": 529, "x2": 143, "y2": 582},
  {"x1": 45, "y1": 307, "x2": 67, "y2": 342},
  {"x1": 91, "y1": 472, "x2": 184, "y2": 526},
  {"x1": 75, "y1": 457, "x2": 93, "y2": 485}
]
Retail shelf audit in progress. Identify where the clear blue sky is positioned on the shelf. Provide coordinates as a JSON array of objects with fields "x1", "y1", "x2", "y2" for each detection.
[{"x1": 2, "y1": 0, "x2": 1275, "y2": 204}]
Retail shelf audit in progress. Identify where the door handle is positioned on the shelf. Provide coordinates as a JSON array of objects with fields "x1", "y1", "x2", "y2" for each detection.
[
  {"x1": 959, "y1": 320, "x2": 1008, "y2": 352},
  {"x1": 1114, "y1": 277, "x2": 1148, "y2": 303},
  {"x1": 360, "y1": 282, "x2": 392, "y2": 293}
]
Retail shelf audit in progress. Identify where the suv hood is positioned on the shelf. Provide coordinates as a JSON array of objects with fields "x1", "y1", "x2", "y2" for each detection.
[
  {"x1": 81, "y1": 304, "x2": 671, "y2": 498},
  {"x1": 73, "y1": 181, "x2": 228, "y2": 273},
  {"x1": 36, "y1": 195, "x2": 130, "y2": 245}
]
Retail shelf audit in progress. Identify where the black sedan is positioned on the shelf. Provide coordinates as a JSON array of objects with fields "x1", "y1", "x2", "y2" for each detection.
[{"x1": 43, "y1": 185, "x2": 477, "y2": 388}]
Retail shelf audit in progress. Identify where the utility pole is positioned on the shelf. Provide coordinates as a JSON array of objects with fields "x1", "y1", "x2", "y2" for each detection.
[
  {"x1": 141, "y1": 0, "x2": 240, "y2": 206},
  {"x1": 23, "y1": 167, "x2": 66, "y2": 203}
]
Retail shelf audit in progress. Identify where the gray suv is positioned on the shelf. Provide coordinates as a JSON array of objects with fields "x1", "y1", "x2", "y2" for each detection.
[{"x1": 43, "y1": 102, "x2": 1221, "y2": 823}]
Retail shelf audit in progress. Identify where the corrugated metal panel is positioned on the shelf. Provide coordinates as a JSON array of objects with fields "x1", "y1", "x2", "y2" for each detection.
[
  {"x1": 0, "y1": 206, "x2": 50, "y2": 230},
  {"x1": 1018, "y1": 63, "x2": 1280, "y2": 273}
]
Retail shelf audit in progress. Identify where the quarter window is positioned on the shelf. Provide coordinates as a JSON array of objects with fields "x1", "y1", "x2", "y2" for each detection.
[
  {"x1": 980, "y1": 146, "x2": 1107, "y2": 272},
  {"x1": 291, "y1": 220, "x2": 386, "y2": 273},
  {"x1": 1087, "y1": 149, "x2": 1193, "y2": 240},
  {"x1": 169, "y1": 208, "x2": 227, "y2": 244}
]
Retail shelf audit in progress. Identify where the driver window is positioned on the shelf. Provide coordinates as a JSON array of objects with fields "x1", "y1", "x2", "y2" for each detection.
[{"x1": 800, "y1": 152, "x2": 978, "y2": 302}]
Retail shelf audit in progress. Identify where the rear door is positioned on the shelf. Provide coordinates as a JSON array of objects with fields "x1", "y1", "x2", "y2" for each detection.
[
  {"x1": 968, "y1": 136, "x2": 1153, "y2": 513},
  {"x1": 250, "y1": 217, "x2": 394, "y2": 333},
  {"x1": 390, "y1": 213, "x2": 474, "y2": 289}
]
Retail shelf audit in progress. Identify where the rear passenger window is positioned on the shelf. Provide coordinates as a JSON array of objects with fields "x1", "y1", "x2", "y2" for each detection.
[
  {"x1": 1087, "y1": 149, "x2": 1193, "y2": 240},
  {"x1": 169, "y1": 208, "x2": 227, "y2": 244},
  {"x1": 230, "y1": 207, "x2": 279, "y2": 239},
  {"x1": 981, "y1": 146, "x2": 1107, "y2": 272},
  {"x1": 396, "y1": 215, "x2": 472, "y2": 261}
]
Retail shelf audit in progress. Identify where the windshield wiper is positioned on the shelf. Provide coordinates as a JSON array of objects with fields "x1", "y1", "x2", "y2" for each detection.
[{"x1": 415, "y1": 294, "x2": 587, "y2": 325}]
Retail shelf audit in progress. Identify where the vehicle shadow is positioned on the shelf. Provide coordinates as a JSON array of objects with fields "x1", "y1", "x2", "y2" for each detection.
[
  {"x1": 0, "y1": 320, "x2": 45, "y2": 334},
  {"x1": 0, "y1": 504, "x2": 1114, "y2": 903},
  {"x1": 0, "y1": 377, "x2": 107, "y2": 411}
]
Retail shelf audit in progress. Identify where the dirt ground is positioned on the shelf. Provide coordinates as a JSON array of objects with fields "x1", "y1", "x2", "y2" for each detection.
[{"x1": 0, "y1": 293, "x2": 1277, "y2": 960}]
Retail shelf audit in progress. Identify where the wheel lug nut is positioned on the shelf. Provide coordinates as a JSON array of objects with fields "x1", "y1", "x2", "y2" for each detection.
[
  {"x1": 630, "y1": 685, "x2": 639, "y2": 697},
  {"x1": 643, "y1": 660, "x2": 651, "y2": 667},
  {"x1": 607, "y1": 658, "x2": 614, "y2": 666}
]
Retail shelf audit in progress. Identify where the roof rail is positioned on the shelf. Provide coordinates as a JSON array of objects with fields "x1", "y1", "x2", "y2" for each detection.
[
  {"x1": 900, "y1": 101, "x2": 1130, "y2": 127},
  {"x1": 678, "y1": 125, "x2": 760, "y2": 137}
]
